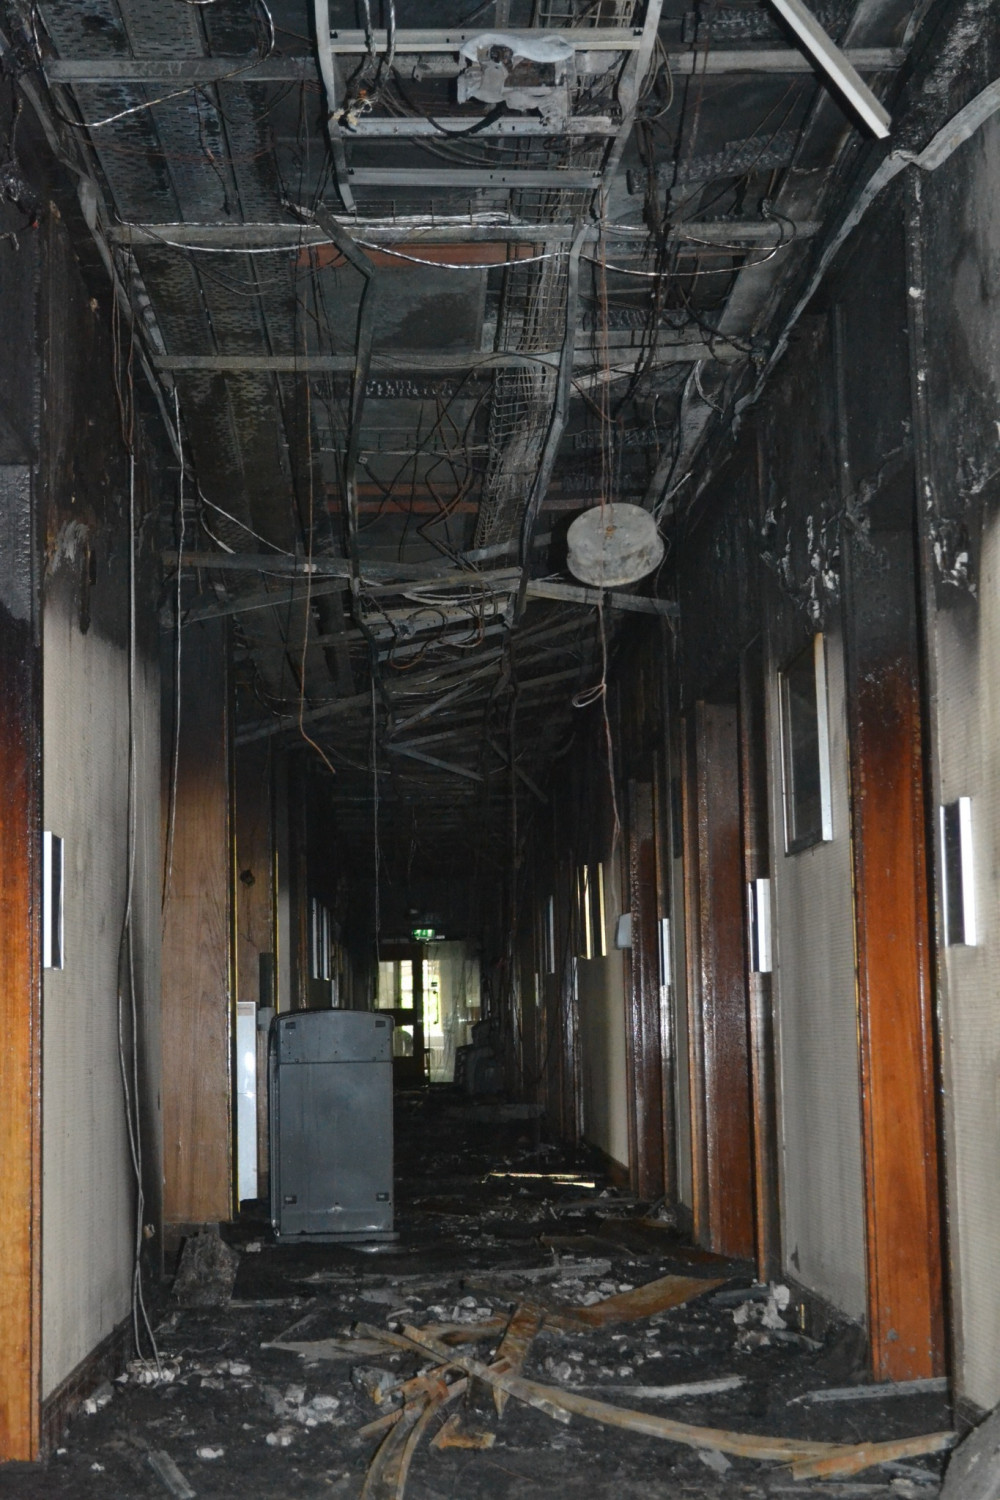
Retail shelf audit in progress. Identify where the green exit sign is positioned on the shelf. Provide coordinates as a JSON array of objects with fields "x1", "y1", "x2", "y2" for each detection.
[{"x1": 412, "y1": 927, "x2": 435, "y2": 942}]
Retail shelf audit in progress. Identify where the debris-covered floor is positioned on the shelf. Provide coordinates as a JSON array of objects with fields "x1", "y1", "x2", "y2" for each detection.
[{"x1": 1, "y1": 1092, "x2": 957, "y2": 1499}]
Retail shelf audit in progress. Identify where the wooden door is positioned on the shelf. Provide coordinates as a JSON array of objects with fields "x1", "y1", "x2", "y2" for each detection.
[{"x1": 692, "y1": 701, "x2": 755, "y2": 1258}]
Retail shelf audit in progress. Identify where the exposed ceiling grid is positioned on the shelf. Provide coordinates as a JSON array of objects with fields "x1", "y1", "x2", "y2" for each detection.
[{"x1": 29, "y1": 0, "x2": 906, "y2": 910}]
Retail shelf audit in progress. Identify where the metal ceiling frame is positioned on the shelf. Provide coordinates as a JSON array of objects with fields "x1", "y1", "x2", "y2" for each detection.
[{"x1": 23, "y1": 0, "x2": 911, "y2": 884}]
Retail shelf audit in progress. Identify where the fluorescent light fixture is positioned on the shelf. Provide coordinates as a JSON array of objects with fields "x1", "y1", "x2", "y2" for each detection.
[{"x1": 766, "y1": 0, "x2": 891, "y2": 139}]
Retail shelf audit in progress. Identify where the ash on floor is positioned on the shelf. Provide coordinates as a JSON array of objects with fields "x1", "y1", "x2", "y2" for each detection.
[{"x1": 0, "y1": 1091, "x2": 954, "y2": 1500}]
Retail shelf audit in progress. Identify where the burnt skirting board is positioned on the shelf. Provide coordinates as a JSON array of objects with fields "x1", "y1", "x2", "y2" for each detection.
[{"x1": 40, "y1": 1318, "x2": 131, "y2": 1456}]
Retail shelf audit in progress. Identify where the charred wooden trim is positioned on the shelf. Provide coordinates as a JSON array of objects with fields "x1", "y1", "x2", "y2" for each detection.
[
  {"x1": 40, "y1": 1317, "x2": 131, "y2": 1455},
  {"x1": 0, "y1": 459, "x2": 42, "y2": 1461}
]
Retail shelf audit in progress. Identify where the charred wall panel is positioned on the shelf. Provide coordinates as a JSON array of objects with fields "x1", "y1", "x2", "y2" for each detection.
[
  {"x1": 916, "y1": 109, "x2": 1000, "y2": 1411},
  {"x1": 38, "y1": 211, "x2": 164, "y2": 1403},
  {"x1": 835, "y1": 217, "x2": 943, "y2": 1378}
]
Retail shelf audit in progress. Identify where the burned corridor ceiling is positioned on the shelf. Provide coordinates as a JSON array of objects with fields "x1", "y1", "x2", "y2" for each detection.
[{"x1": 6, "y1": 0, "x2": 916, "y2": 925}]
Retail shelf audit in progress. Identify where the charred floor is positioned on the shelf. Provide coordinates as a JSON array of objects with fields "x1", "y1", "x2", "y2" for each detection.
[
  {"x1": 0, "y1": 1095, "x2": 956, "y2": 1499},
  {"x1": 3, "y1": 0, "x2": 1000, "y2": 1495}
]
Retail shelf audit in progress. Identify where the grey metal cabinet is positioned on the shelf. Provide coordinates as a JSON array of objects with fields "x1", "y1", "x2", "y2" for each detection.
[{"x1": 269, "y1": 1010, "x2": 395, "y2": 1241}]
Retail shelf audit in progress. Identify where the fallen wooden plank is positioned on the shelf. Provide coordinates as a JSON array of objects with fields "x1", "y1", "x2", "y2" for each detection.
[
  {"x1": 357, "y1": 1377, "x2": 468, "y2": 1440},
  {"x1": 492, "y1": 1303, "x2": 545, "y2": 1417},
  {"x1": 422, "y1": 1318, "x2": 509, "y2": 1344},
  {"x1": 789, "y1": 1432, "x2": 956, "y2": 1481},
  {"x1": 430, "y1": 1413, "x2": 497, "y2": 1450},
  {"x1": 361, "y1": 1399, "x2": 426, "y2": 1500},
  {"x1": 358, "y1": 1324, "x2": 952, "y2": 1484},
  {"x1": 358, "y1": 1324, "x2": 572, "y2": 1426},
  {"x1": 550, "y1": 1273, "x2": 727, "y2": 1330},
  {"x1": 365, "y1": 1324, "x2": 837, "y2": 1461}
]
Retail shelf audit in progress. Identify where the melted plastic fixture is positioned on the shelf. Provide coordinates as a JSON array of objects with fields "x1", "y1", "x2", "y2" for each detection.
[{"x1": 567, "y1": 503, "x2": 665, "y2": 589}]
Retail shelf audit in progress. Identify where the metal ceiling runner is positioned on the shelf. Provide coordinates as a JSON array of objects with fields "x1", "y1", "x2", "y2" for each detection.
[{"x1": 26, "y1": 0, "x2": 903, "y2": 933}]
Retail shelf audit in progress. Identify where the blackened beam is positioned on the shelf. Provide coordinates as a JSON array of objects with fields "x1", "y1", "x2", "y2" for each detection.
[
  {"x1": 515, "y1": 225, "x2": 586, "y2": 619},
  {"x1": 377, "y1": 608, "x2": 589, "y2": 661},
  {"x1": 154, "y1": 341, "x2": 743, "y2": 373},
  {"x1": 46, "y1": 49, "x2": 901, "y2": 81},
  {"x1": 166, "y1": 550, "x2": 350, "y2": 576},
  {"x1": 111, "y1": 221, "x2": 819, "y2": 247},
  {"x1": 179, "y1": 561, "x2": 531, "y2": 621},
  {"x1": 163, "y1": 550, "x2": 546, "y2": 576},
  {"x1": 234, "y1": 659, "x2": 589, "y2": 745},
  {"x1": 343, "y1": 169, "x2": 602, "y2": 190},
  {"x1": 525, "y1": 579, "x2": 678, "y2": 616},
  {"x1": 390, "y1": 671, "x2": 497, "y2": 735},
  {"x1": 182, "y1": 578, "x2": 347, "y2": 624},
  {"x1": 485, "y1": 735, "x2": 549, "y2": 805},
  {"x1": 601, "y1": 0, "x2": 664, "y2": 205},
  {"x1": 237, "y1": 651, "x2": 509, "y2": 747},
  {"x1": 385, "y1": 745, "x2": 483, "y2": 783},
  {"x1": 315, "y1": 116, "x2": 617, "y2": 138},
  {"x1": 361, "y1": 566, "x2": 521, "y2": 596},
  {"x1": 234, "y1": 670, "x2": 485, "y2": 746},
  {"x1": 385, "y1": 729, "x2": 549, "y2": 805},
  {"x1": 326, "y1": 26, "x2": 643, "y2": 51}
]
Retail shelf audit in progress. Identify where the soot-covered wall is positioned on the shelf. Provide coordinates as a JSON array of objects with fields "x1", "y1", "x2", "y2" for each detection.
[{"x1": 38, "y1": 206, "x2": 163, "y2": 1400}]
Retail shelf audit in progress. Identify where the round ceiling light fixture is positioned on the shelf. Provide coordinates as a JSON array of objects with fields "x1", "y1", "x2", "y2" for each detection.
[{"x1": 566, "y1": 502, "x2": 664, "y2": 589}]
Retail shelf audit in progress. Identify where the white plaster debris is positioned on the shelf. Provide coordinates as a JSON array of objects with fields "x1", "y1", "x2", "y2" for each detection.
[
  {"x1": 197, "y1": 1446, "x2": 225, "y2": 1460},
  {"x1": 265, "y1": 1427, "x2": 295, "y2": 1448},
  {"x1": 82, "y1": 1380, "x2": 114, "y2": 1414},
  {"x1": 122, "y1": 1357, "x2": 181, "y2": 1386},
  {"x1": 698, "y1": 1447, "x2": 733, "y2": 1474},
  {"x1": 734, "y1": 1283, "x2": 792, "y2": 1346},
  {"x1": 264, "y1": 1379, "x2": 343, "y2": 1429}
]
